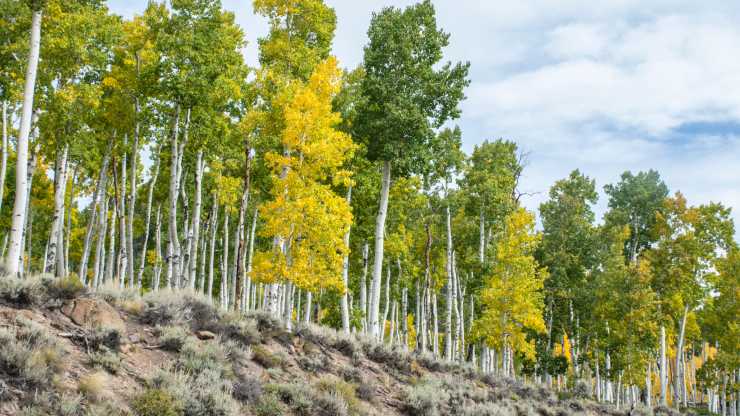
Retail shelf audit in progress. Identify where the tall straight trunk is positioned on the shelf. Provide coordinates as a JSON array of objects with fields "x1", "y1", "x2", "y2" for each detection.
[
  {"x1": 207, "y1": 199, "x2": 218, "y2": 299},
  {"x1": 79, "y1": 144, "x2": 112, "y2": 282},
  {"x1": 340, "y1": 186, "x2": 352, "y2": 334},
  {"x1": 20, "y1": 146, "x2": 38, "y2": 275},
  {"x1": 92, "y1": 196, "x2": 109, "y2": 289},
  {"x1": 64, "y1": 167, "x2": 77, "y2": 274},
  {"x1": 153, "y1": 205, "x2": 162, "y2": 291},
  {"x1": 283, "y1": 282, "x2": 294, "y2": 331},
  {"x1": 401, "y1": 286, "x2": 408, "y2": 350},
  {"x1": 221, "y1": 213, "x2": 229, "y2": 309},
  {"x1": 118, "y1": 136, "x2": 128, "y2": 287},
  {"x1": 304, "y1": 291, "x2": 312, "y2": 323},
  {"x1": 646, "y1": 361, "x2": 652, "y2": 407},
  {"x1": 5, "y1": 9, "x2": 42, "y2": 275},
  {"x1": 675, "y1": 305, "x2": 690, "y2": 408},
  {"x1": 127, "y1": 131, "x2": 138, "y2": 288},
  {"x1": 46, "y1": 144, "x2": 68, "y2": 276},
  {"x1": 232, "y1": 186, "x2": 248, "y2": 310},
  {"x1": 360, "y1": 243, "x2": 369, "y2": 332},
  {"x1": 167, "y1": 106, "x2": 182, "y2": 288},
  {"x1": 0, "y1": 100, "x2": 8, "y2": 218},
  {"x1": 468, "y1": 296, "x2": 475, "y2": 362},
  {"x1": 660, "y1": 325, "x2": 668, "y2": 405},
  {"x1": 188, "y1": 151, "x2": 204, "y2": 289},
  {"x1": 381, "y1": 262, "x2": 391, "y2": 342},
  {"x1": 479, "y1": 207, "x2": 485, "y2": 263},
  {"x1": 445, "y1": 202, "x2": 454, "y2": 361},
  {"x1": 245, "y1": 208, "x2": 258, "y2": 308},
  {"x1": 234, "y1": 147, "x2": 252, "y2": 308},
  {"x1": 106, "y1": 199, "x2": 117, "y2": 285},
  {"x1": 137, "y1": 155, "x2": 160, "y2": 289},
  {"x1": 198, "y1": 214, "x2": 209, "y2": 294},
  {"x1": 370, "y1": 160, "x2": 391, "y2": 337},
  {"x1": 432, "y1": 292, "x2": 439, "y2": 357}
]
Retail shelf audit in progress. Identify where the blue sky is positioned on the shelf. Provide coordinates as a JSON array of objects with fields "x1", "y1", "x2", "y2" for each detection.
[{"x1": 108, "y1": 0, "x2": 740, "y2": 227}]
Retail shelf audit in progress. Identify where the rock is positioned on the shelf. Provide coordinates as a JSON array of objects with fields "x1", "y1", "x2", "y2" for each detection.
[
  {"x1": 128, "y1": 333, "x2": 141, "y2": 343},
  {"x1": 195, "y1": 330, "x2": 216, "y2": 340},
  {"x1": 62, "y1": 298, "x2": 126, "y2": 333}
]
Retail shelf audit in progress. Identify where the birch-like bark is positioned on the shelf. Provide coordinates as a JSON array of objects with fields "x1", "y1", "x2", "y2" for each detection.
[
  {"x1": 432, "y1": 292, "x2": 439, "y2": 357},
  {"x1": 445, "y1": 202, "x2": 454, "y2": 361},
  {"x1": 646, "y1": 361, "x2": 652, "y2": 407},
  {"x1": 188, "y1": 151, "x2": 204, "y2": 289},
  {"x1": 127, "y1": 131, "x2": 138, "y2": 288},
  {"x1": 118, "y1": 136, "x2": 128, "y2": 287},
  {"x1": 660, "y1": 325, "x2": 668, "y2": 405},
  {"x1": 92, "y1": 196, "x2": 109, "y2": 289},
  {"x1": 207, "y1": 199, "x2": 218, "y2": 299},
  {"x1": 198, "y1": 214, "x2": 209, "y2": 294},
  {"x1": 360, "y1": 243, "x2": 369, "y2": 332},
  {"x1": 5, "y1": 9, "x2": 42, "y2": 275},
  {"x1": 381, "y1": 262, "x2": 391, "y2": 342},
  {"x1": 340, "y1": 186, "x2": 352, "y2": 334},
  {"x1": 153, "y1": 205, "x2": 162, "y2": 291},
  {"x1": 19, "y1": 146, "x2": 38, "y2": 276},
  {"x1": 167, "y1": 106, "x2": 182, "y2": 288},
  {"x1": 79, "y1": 144, "x2": 111, "y2": 282},
  {"x1": 304, "y1": 291, "x2": 312, "y2": 323},
  {"x1": 64, "y1": 167, "x2": 77, "y2": 274},
  {"x1": 369, "y1": 160, "x2": 391, "y2": 337},
  {"x1": 675, "y1": 305, "x2": 690, "y2": 408},
  {"x1": 105, "y1": 197, "x2": 117, "y2": 285},
  {"x1": 0, "y1": 100, "x2": 8, "y2": 218},
  {"x1": 479, "y1": 207, "x2": 485, "y2": 263},
  {"x1": 245, "y1": 208, "x2": 258, "y2": 308},
  {"x1": 402, "y1": 286, "x2": 408, "y2": 350},
  {"x1": 137, "y1": 155, "x2": 160, "y2": 288},
  {"x1": 46, "y1": 144, "x2": 68, "y2": 276},
  {"x1": 232, "y1": 186, "x2": 248, "y2": 310},
  {"x1": 221, "y1": 213, "x2": 229, "y2": 309}
]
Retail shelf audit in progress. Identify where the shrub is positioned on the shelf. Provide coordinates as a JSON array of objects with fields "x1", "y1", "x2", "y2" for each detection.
[
  {"x1": 253, "y1": 393, "x2": 283, "y2": 416},
  {"x1": 315, "y1": 375, "x2": 359, "y2": 413},
  {"x1": 0, "y1": 276, "x2": 45, "y2": 306},
  {"x1": 340, "y1": 366, "x2": 362, "y2": 383},
  {"x1": 245, "y1": 310, "x2": 282, "y2": 333},
  {"x1": 314, "y1": 392, "x2": 348, "y2": 416},
  {"x1": 132, "y1": 388, "x2": 183, "y2": 416},
  {"x1": 252, "y1": 345, "x2": 282, "y2": 369},
  {"x1": 158, "y1": 325, "x2": 190, "y2": 352},
  {"x1": 297, "y1": 354, "x2": 329, "y2": 373},
  {"x1": 404, "y1": 379, "x2": 450, "y2": 416},
  {"x1": 88, "y1": 326, "x2": 122, "y2": 351},
  {"x1": 88, "y1": 351, "x2": 122, "y2": 374},
  {"x1": 267, "y1": 383, "x2": 313, "y2": 415},
  {"x1": 141, "y1": 290, "x2": 218, "y2": 329},
  {"x1": 47, "y1": 275, "x2": 87, "y2": 301},
  {"x1": 233, "y1": 375, "x2": 263, "y2": 403},
  {"x1": 151, "y1": 368, "x2": 240, "y2": 416},
  {"x1": 0, "y1": 317, "x2": 66, "y2": 388},
  {"x1": 212, "y1": 313, "x2": 261, "y2": 345},
  {"x1": 78, "y1": 371, "x2": 108, "y2": 402},
  {"x1": 356, "y1": 382, "x2": 375, "y2": 402}
]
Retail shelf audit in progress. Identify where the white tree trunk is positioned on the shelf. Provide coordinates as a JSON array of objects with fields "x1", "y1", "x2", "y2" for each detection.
[
  {"x1": 151, "y1": 205, "x2": 162, "y2": 290},
  {"x1": 118, "y1": 136, "x2": 128, "y2": 287},
  {"x1": 232, "y1": 185, "x2": 248, "y2": 309},
  {"x1": 5, "y1": 9, "x2": 42, "y2": 275},
  {"x1": 188, "y1": 151, "x2": 204, "y2": 289},
  {"x1": 340, "y1": 186, "x2": 352, "y2": 334},
  {"x1": 207, "y1": 199, "x2": 218, "y2": 299},
  {"x1": 167, "y1": 106, "x2": 182, "y2": 289},
  {"x1": 105, "y1": 198, "x2": 117, "y2": 285},
  {"x1": 46, "y1": 144, "x2": 68, "y2": 276},
  {"x1": 127, "y1": 133, "x2": 138, "y2": 288},
  {"x1": 445, "y1": 202, "x2": 454, "y2": 361},
  {"x1": 92, "y1": 196, "x2": 109, "y2": 289},
  {"x1": 304, "y1": 290, "x2": 312, "y2": 323},
  {"x1": 360, "y1": 242, "x2": 369, "y2": 332},
  {"x1": 479, "y1": 207, "x2": 485, "y2": 263},
  {"x1": 0, "y1": 100, "x2": 8, "y2": 218},
  {"x1": 246, "y1": 208, "x2": 258, "y2": 308},
  {"x1": 79, "y1": 145, "x2": 111, "y2": 282},
  {"x1": 675, "y1": 305, "x2": 690, "y2": 408},
  {"x1": 432, "y1": 292, "x2": 439, "y2": 357},
  {"x1": 221, "y1": 213, "x2": 229, "y2": 309},
  {"x1": 660, "y1": 325, "x2": 668, "y2": 405},
  {"x1": 369, "y1": 160, "x2": 391, "y2": 337},
  {"x1": 137, "y1": 155, "x2": 160, "y2": 288}
]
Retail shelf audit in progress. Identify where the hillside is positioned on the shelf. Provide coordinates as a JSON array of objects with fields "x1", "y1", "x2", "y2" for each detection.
[{"x1": 0, "y1": 276, "x2": 683, "y2": 416}]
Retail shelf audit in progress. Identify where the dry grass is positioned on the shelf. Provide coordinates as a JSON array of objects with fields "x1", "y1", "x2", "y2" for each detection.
[{"x1": 78, "y1": 371, "x2": 108, "y2": 402}]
